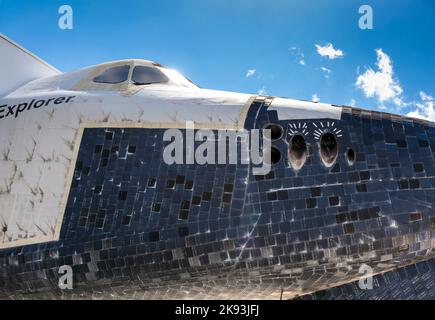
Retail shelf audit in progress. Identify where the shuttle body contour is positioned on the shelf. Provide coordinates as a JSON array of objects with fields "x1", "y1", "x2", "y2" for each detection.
[{"x1": 1, "y1": 34, "x2": 435, "y2": 299}]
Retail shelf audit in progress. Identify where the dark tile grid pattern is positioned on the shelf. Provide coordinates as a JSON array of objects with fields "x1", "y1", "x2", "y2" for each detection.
[
  {"x1": 63, "y1": 126, "x2": 255, "y2": 288},
  {"x1": 232, "y1": 106, "x2": 435, "y2": 295},
  {"x1": 1, "y1": 101, "x2": 435, "y2": 299},
  {"x1": 296, "y1": 257, "x2": 435, "y2": 299},
  {"x1": 0, "y1": 98, "x2": 271, "y2": 298}
]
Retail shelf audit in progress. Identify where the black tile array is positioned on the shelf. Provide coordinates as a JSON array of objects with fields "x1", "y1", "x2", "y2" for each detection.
[
  {"x1": 297, "y1": 257, "x2": 435, "y2": 300},
  {"x1": 0, "y1": 100, "x2": 435, "y2": 299}
]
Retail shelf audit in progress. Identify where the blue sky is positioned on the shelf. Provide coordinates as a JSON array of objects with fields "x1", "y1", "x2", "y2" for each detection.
[{"x1": 0, "y1": 0, "x2": 434, "y2": 118}]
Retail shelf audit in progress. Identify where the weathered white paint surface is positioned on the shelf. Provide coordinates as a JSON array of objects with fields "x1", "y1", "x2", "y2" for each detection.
[
  {"x1": 0, "y1": 64, "x2": 257, "y2": 248},
  {"x1": 269, "y1": 97, "x2": 342, "y2": 120},
  {"x1": 0, "y1": 59, "x2": 342, "y2": 249}
]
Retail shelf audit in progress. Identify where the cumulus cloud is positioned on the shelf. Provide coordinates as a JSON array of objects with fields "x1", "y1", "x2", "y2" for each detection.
[
  {"x1": 406, "y1": 91, "x2": 435, "y2": 121},
  {"x1": 246, "y1": 69, "x2": 256, "y2": 78},
  {"x1": 315, "y1": 43, "x2": 344, "y2": 59},
  {"x1": 356, "y1": 49, "x2": 403, "y2": 107},
  {"x1": 348, "y1": 99, "x2": 356, "y2": 107},
  {"x1": 312, "y1": 94, "x2": 320, "y2": 103}
]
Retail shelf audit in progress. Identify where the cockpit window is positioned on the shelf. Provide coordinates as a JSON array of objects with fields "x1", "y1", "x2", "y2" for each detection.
[
  {"x1": 131, "y1": 66, "x2": 169, "y2": 85},
  {"x1": 93, "y1": 65, "x2": 130, "y2": 84}
]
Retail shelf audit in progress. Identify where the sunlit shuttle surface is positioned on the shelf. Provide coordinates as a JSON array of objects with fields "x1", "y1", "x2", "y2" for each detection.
[{"x1": 1, "y1": 33, "x2": 435, "y2": 299}]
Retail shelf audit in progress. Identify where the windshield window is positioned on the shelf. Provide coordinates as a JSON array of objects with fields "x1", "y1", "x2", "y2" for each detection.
[
  {"x1": 93, "y1": 65, "x2": 130, "y2": 84},
  {"x1": 131, "y1": 66, "x2": 169, "y2": 85}
]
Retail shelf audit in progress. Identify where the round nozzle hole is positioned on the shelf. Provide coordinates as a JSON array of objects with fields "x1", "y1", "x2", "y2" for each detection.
[
  {"x1": 346, "y1": 148, "x2": 356, "y2": 166},
  {"x1": 264, "y1": 146, "x2": 282, "y2": 165},
  {"x1": 270, "y1": 146, "x2": 281, "y2": 164},
  {"x1": 289, "y1": 134, "x2": 308, "y2": 170},
  {"x1": 320, "y1": 132, "x2": 338, "y2": 167},
  {"x1": 264, "y1": 124, "x2": 284, "y2": 141}
]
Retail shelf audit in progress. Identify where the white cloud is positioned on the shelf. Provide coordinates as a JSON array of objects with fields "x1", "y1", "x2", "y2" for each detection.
[
  {"x1": 289, "y1": 47, "x2": 306, "y2": 66},
  {"x1": 315, "y1": 43, "x2": 344, "y2": 59},
  {"x1": 355, "y1": 49, "x2": 403, "y2": 107},
  {"x1": 258, "y1": 86, "x2": 267, "y2": 95},
  {"x1": 406, "y1": 91, "x2": 435, "y2": 121},
  {"x1": 320, "y1": 66, "x2": 332, "y2": 78},
  {"x1": 312, "y1": 94, "x2": 320, "y2": 103},
  {"x1": 246, "y1": 69, "x2": 256, "y2": 78},
  {"x1": 348, "y1": 99, "x2": 356, "y2": 107}
]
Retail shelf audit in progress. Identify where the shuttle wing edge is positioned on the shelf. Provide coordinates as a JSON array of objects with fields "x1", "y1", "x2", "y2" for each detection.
[{"x1": 0, "y1": 33, "x2": 61, "y2": 97}]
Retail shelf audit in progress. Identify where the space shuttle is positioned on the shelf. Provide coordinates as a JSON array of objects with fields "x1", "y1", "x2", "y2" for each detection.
[{"x1": 1, "y1": 33, "x2": 434, "y2": 300}]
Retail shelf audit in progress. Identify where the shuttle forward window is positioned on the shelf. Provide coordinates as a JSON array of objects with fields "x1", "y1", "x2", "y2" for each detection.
[
  {"x1": 131, "y1": 66, "x2": 169, "y2": 85},
  {"x1": 93, "y1": 65, "x2": 130, "y2": 84}
]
